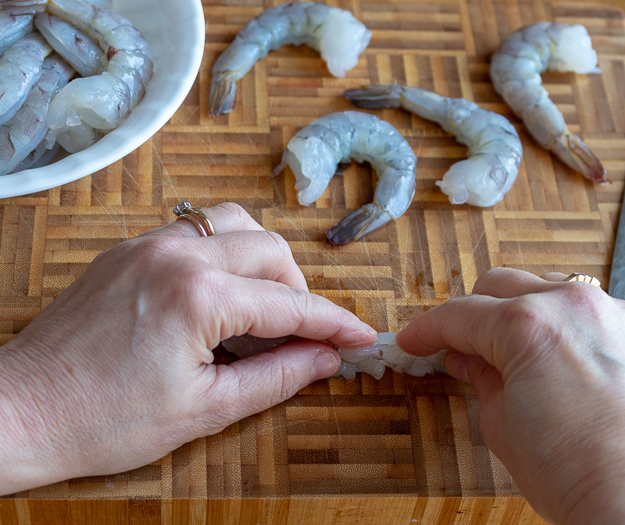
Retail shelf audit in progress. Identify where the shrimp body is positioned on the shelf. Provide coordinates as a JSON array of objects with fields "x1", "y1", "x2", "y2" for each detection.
[
  {"x1": 336, "y1": 332, "x2": 447, "y2": 380},
  {"x1": 0, "y1": 55, "x2": 74, "y2": 175},
  {"x1": 0, "y1": 33, "x2": 52, "y2": 127},
  {"x1": 1, "y1": 0, "x2": 153, "y2": 152},
  {"x1": 35, "y1": 12, "x2": 105, "y2": 77},
  {"x1": 273, "y1": 111, "x2": 416, "y2": 245},
  {"x1": 490, "y1": 22, "x2": 607, "y2": 183},
  {"x1": 0, "y1": 12, "x2": 33, "y2": 55},
  {"x1": 344, "y1": 84, "x2": 523, "y2": 207},
  {"x1": 210, "y1": 2, "x2": 371, "y2": 117}
]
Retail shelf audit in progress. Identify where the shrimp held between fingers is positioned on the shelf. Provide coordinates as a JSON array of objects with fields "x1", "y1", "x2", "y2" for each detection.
[
  {"x1": 490, "y1": 22, "x2": 608, "y2": 183},
  {"x1": 344, "y1": 84, "x2": 523, "y2": 207},
  {"x1": 0, "y1": 32, "x2": 52, "y2": 127},
  {"x1": 222, "y1": 332, "x2": 447, "y2": 380},
  {"x1": 209, "y1": 2, "x2": 371, "y2": 117},
  {"x1": 0, "y1": 0, "x2": 154, "y2": 153},
  {"x1": 272, "y1": 111, "x2": 416, "y2": 245},
  {"x1": 0, "y1": 54, "x2": 74, "y2": 175}
]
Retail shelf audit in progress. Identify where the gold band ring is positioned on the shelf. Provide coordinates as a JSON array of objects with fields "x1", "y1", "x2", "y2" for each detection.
[
  {"x1": 563, "y1": 273, "x2": 601, "y2": 287},
  {"x1": 172, "y1": 201, "x2": 215, "y2": 237}
]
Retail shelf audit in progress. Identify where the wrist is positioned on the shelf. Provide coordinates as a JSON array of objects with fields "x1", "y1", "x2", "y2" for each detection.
[{"x1": 0, "y1": 341, "x2": 69, "y2": 495}]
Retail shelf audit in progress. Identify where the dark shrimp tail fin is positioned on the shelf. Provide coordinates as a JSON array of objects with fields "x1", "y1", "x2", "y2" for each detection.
[
  {"x1": 343, "y1": 84, "x2": 403, "y2": 110},
  {"x1": 209, "y1": 72, "x2": 237, "y2": 117}
]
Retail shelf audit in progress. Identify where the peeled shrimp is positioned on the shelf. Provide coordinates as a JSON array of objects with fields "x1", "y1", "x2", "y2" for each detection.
[
  {"x1": 0, "y1": 32, "x2": 52, "y2": 126},
  {"x1": 335, "y1": 332, "x2": 446, "y2": 380},
  {"x1": 0, "y1": 54, "x2": 74, "y2": 175},
  {"x1": 0, "y1": 0, "x2": 153, "y2": 153},
  {"x1": 490, "y1": 22, "x2": 608, "y2": 183},
  {"x1": 221, "y1": 332, "x2": 447, "y2": 380},
  {"x1": 35, "y1": 12, "x2": 105, "y2": 77},
  {"x1": 0, "y1": 12, "x2": 33, "y2": 56},
  {"x1": 272, "y1": 111, "x2": 416, "y2": 245},
  {"x1": 209, "y1": 2, "x2": 371, "y2": 117},
  {"x1": 344, "y1": 85, "x2": 523, "y2": 207}
]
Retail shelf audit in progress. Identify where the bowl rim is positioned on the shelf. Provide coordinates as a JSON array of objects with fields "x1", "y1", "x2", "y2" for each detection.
[{"x1": 0, "y1": 0, "x2": 206, "y2": 199}]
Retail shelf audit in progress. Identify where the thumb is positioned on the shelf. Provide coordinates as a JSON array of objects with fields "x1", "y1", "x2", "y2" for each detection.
[
  {"x1": 445, "y1": 350, "x2": 503, "y2": 407},
  {"x1": 199, "y1": 341, "x2": 340, "y2": 429}
]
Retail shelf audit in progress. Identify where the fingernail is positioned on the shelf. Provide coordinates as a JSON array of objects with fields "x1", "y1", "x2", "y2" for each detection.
[{"x1": 310, "y1": 351, "x2": 340, "y2": 382}]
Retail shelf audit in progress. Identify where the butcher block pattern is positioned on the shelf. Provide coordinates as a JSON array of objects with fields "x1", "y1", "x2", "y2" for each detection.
[{"x1": 1, "y1": 0, "x2": 624, "y2": 522}]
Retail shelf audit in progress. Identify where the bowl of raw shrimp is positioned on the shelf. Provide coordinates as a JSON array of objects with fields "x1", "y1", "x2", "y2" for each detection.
[{"x1": 0, "y1": 0, "x2": 205, "y2": 198}]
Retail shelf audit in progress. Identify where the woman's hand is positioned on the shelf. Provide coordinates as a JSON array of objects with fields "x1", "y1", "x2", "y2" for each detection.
[
  {"x1": 397, "y1": 268, "x2": 625, "y2": 525},
  {"x1": 0, "y1": 202, "x2": 376, "y2": 495}
]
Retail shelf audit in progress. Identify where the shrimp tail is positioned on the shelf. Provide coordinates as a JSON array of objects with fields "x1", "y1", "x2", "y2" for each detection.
[
  {"x1": 551, "y1": 134, "x2": 610, "y2": 184},
  {"x1": 209, "y1": 72, "x2": 237, "y2": 117},
  {"x1": 326, "y1": 203, "x2": 392, "y2": 246},
  {"x1": 343, "y1": 84, "x2": 402, "y2": 109}
]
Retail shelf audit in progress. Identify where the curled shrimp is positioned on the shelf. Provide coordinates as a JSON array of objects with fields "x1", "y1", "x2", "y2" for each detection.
[
  {"x1": 210, "y1": 2, "x2": 371, "y2": 117},
  {"x1": 272, "y1": 111, "x2": 416, "y2": 245},
  {"x1": 0, "y1": 32, "x2": 52, "y2": 126},
  {"x1": 0, "y1": 11, "x2": 33, "y2": 55},
  {"x1": 35, "y1": 12, "x2": 105, "y2": 77},
  {"x1": 491, "y1": 22, "x2": 608, "y2": 183},
  {"x1": 344, "y1": 85, "x2": 523, "y2": 207},
  {"x1": 0, "y1": 54, "x2": 74, "y2": 175},
  {"x1": 0, "y1": 0, "x2": 153, "y2": 153}
]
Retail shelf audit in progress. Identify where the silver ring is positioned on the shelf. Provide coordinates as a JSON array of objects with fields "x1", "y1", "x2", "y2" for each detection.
[
  {"x1": 563, "y1": 272, "x2": 601, "y2": 287},
  {"x1": 172, "y1": 201, "x2": 215, "y2": 237}
]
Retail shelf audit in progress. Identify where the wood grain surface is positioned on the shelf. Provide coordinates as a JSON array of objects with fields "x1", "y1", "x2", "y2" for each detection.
[{"x1": 1, "y1": 0, "x2": 624, "y2": 522}]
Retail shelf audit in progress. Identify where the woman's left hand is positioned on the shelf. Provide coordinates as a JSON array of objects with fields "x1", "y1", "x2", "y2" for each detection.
[{"x1": 0, "y1": 202, "x2": 376, "y2": 495}]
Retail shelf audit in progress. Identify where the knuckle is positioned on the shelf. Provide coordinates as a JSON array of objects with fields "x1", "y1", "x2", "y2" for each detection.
[
  {"x1": 472, "y1": 267, "x2": 511, "y2": 294},
  {"x1": 264, "y1": 231, "x2": 293, "y2": 257},
  {"x1": 499, "y1": 295, "x2": 554, "y2": 358},
  {"x1": 215, "y1": 202, "x2": 251, "y2": 224}
]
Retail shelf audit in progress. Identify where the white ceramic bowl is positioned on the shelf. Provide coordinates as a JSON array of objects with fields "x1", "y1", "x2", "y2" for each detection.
[{"x1": 0, "y1": 0, "x2": 205, "y2": 198}]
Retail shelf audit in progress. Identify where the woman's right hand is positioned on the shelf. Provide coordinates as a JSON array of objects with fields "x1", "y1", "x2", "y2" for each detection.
[{"x1": 397, "y1": 268, "x2": 625, "y2": 525}]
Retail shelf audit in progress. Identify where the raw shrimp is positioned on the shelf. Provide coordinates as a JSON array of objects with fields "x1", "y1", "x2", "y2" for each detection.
[
  {"x1": 0, "y1": 0, "x2": 153, "y2": 152},
  {"x1": 0, "y1": 54, "x2": 74, "y2": 175},
  {"x1": 344, "y1": 85, "x2": 523, "y2": 207},
  {"x1": 35, "y1": 12, "x2": 105, "y2": 77},
  {"x1": 335, "y1": 332, "x2": 447, "y2": 380},
  {"x1": 221, "y1": 332, "x2": 447, "y2": 380},
  {"x1": 490, "y1": 22, "x2": 608, "y2": 183},
  {"x1": 0, "y1": 32, "x2": 52, "y2": 127},
  {"x1": 0, "y1": 12, "x2": 33, "y2": 56},
  {"x1": 11, "y1": 141, "x2": 59, "y2": 173},
  {"x1": 272, "y1": 111, "x2": 416, "y2": 245},
  {"x1": 209, "y1": 2, "x2": 371, "y2": 117}
]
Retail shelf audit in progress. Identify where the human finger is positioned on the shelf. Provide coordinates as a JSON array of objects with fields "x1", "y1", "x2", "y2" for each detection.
[
  {"x1": 472, "y1": 267, "x2": 562, "y2": 298},
  {"x1": 395, "y1": 293, "x2": 540, "y2": 369},
  {"x1": 194, "y1": 341, "x2": 340, "y2": 429},
  {"x1": 198, "y1": 271, "x2": 376, "y2": 349},
  {"x1": 147, "y1": 202, "x2": 265, "y2": 239},
  {"x1": 180, "y1": 230, "x2": 308, "y2": 291},
  {"x1": 445, "y1": 350, "x2": 503, "y2": 403},
  {"x1": 540, "y1": 272, "x2": 569, "y2": 282}
]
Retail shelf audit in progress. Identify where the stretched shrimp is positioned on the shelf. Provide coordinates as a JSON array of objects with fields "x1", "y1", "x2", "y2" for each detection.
[
  {"x1": 490, "y1": 22, "x2": 608, "y2": 183},
  {"x1": 11, "y1": 141, "x2": 60, "y2": 173},
  {"x1": 210, "y1": 2, "x2": 371, "y2": 117},
  {"x1": 344, "y1": 85, "x2": 523, "y2": 207},
  {"x1": 35, "y1": 12, "x2": 105, "y2": 77},
  {"x1": 221, "y1": 332, "x2": 447, "y2": 380},
  {"x1": 272, "y1": 111, "x2": 416, "y2": 245},
  {"x1": 0, "y1": 32, "x2": 52, "y2": 126},
  {"x1": 0, "y1": 54, "x2": 74, "y2": 175},
  {"x1": 0, "y1": 0, "x2": 153, "y2": 153},
  {"x1": 0, "y1": 11, "x2": 33, "y2": 55}
]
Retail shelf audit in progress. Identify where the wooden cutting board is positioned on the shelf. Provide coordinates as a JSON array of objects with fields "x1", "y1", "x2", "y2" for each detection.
[{"x1": 1, "y1": 0, "x2": 624, "y2": 522}]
